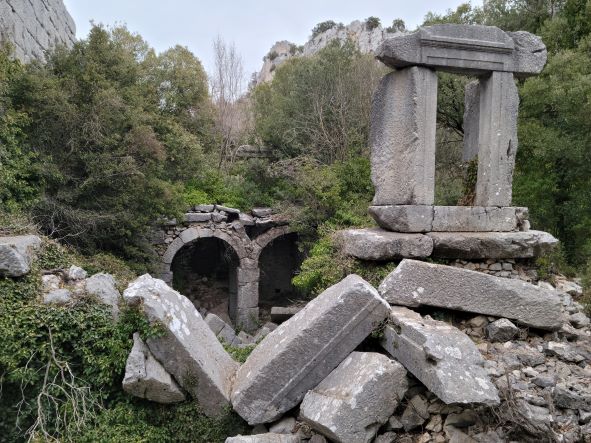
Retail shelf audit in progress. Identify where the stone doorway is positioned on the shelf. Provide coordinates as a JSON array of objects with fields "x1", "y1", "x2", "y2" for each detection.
[{"x1": 171, "y1": 237, "x2": 239, "y2": 324}]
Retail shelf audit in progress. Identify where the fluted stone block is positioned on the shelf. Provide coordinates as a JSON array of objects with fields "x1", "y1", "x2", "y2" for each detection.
[{"x1": 371, "y1": 67, "x2": 437, "y2": 206}]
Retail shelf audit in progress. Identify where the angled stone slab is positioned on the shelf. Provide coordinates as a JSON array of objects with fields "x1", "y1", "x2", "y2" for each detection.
[
  {"x1": 431, "y1": 206, "x2": 523, "y2": 232},
  {"x1": 122, "y1": 333, "x2": 186, "y2": 404},
  {"x1": 474, "y1": 71, "x2": 519, "y2": 207},
  {"x1": 428, "y1": 230, "x2": 558, "y2": 259},
  {"x1": 336, "y1": 228, "x2": 433, "y2": 260},
  {"x1": 369, "y1": 205, "x2": 434, "y2": 232},
  {"x1": 231, "y1": 275, "x2": 390, "y2": 425},
  {"x1": 0, "y1": 235, "x2": 41, "y2": 277},
  {"x1": 300, "y1": 352, "x2": 408, "y2": 443},
  {"x1": 381, "y1": 307, "x2": 499, "y2": 405},
  {"x1": 371, "y1": 67, "x2": 437, "y2": 206},
  {"x1": 379, "y1": 259, "x2": 563, "y2": 330},
  {"x1": 123, "y1": 274, "x2": 239, "y2": 416},
  {"x1": 377, "y1": 24, "x2": 546, "y2": 77}
]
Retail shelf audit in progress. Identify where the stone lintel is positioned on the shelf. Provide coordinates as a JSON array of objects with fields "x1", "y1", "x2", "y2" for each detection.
[
  {"x1": 335, "y1": 228, "x2": 433, "y2": 260},
  {"x1": 369, "y1": 205, "x2": 526, "y2": 233}
]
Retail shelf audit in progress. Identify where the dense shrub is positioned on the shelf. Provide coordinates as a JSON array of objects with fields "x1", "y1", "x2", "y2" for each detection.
[{"x1": 311, "y1": 20, "x2": 340, "y2": 38}]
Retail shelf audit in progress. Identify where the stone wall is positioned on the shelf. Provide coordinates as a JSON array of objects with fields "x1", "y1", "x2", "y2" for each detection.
[{"x1": 0, "y1": 0, "x2": 75, "y2": 63}]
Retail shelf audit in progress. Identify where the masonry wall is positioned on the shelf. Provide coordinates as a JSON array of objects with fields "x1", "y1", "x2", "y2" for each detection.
[{"x1": 0, "y1": 0, "x2": 76, "y2": 63}]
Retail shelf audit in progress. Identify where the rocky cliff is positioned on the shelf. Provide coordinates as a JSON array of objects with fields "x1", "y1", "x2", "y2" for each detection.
[
  {"x1": 256, "y1": 20, "x2": 401, "y2": 84},
  {"x1": 0, "y1": 0, "x2": 75, "y2": 63}
]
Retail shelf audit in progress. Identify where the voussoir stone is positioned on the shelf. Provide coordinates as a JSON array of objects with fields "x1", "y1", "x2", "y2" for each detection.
[
  {"x1": 122, "y1": 333, "x2": 186, "y2": 403},
  {"x1": 300, "y1": 352, "x2": 408, "y2": 443},
  {"x1": 427, "y1": 230, "x2": 558, "y2": 259},
  {"x1": 123, "y1": 274, "x2": 239, "y2": 416},
  {"x1": 231, "y1": 275, "x2": 390, "y2": 425},
  {"x1": 379, "y1": 259, "x2": 563, "y2": 330},
  {"x1": 381, "y1": 307, "x2": 499, "y2": 405},
  {"x1": 0, "y1": 235, "x2": 41, "y2": 277},
  {"x1": 335, "y1": 228, "x2": 433, "y2": 260}
]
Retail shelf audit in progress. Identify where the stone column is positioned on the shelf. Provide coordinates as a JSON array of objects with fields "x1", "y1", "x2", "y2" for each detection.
[
  {"x1": 371, "y1": 66, "x2": 438, "y2": 206},
  {"x1": 462, "y1": 80, "x2": 480, "y2": 162},
  {"x1": 474, "y1": 71, "x2": 519, "y2": 207},
  {"x1": 234, "y1": 266, "x2": 260, "y2": 332}
]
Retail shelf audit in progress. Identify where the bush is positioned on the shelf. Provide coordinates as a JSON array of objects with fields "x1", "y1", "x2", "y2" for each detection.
[
  {"x1": 365, "y1": 16, "x2": 381, "y2": 31},
  {"x1": 386, "y1": 18, "x2": 406, "y2": 33},
  {"x1": 311, "y1": 20, "x2": 340, "y2": 38}
]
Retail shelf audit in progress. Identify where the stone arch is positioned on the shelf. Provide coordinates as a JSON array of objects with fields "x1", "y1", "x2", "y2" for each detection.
[{"x1": 252, "y1": 226, "x2": 292, "y2": 261}]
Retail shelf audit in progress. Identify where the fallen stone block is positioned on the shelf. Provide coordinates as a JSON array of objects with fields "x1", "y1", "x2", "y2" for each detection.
[
  {"x1": 124, "y1": 274, "x2": 239, "y2": 416},
  {"x1": 335, "y1": 228, "x2": 433, "y2": 260},
  {"x1": 231, "y1": 275, "x2": 390, "y2": 425},
  {"x1": 85, "y1": 273, "x2": 120, "y2": 319},
  {"x1": 43, "y1": 288, "x2": 73, "y2": 305},
  {"x1": 428, "y1": 230, "x2": 558, "y2": 259},
  {"x1": 205, "y1": 312, "x2": 229, "y2": 335},
  {"x1": 0, "y1": 235, "x2": 41, "y2": 277},
  {"x1": 268, "y1": 417, "x2": 296, "y2": 434},
  {"x1": 379, "y1": 259, "x2": 563, "y2": 330},
  {"x1": 185, "y1": 212, "x2": 212, "y2": 223},
  {"x1": 252, "y1": 207, "x2": 274, "y2": 217},
  {"x1": 486, "y1": 318, "x2": 519, "y2": 342},
  {"x1": 225, "y1": 434, "x2": 299, "y2": 443},
  {"x1": 66, "y1": 265, "x2": 87, "y2": 281},
  {"x1": 381, "y1": 307, "x2": 499, "y2": 405},
  {"x1": 122, "y1": 333, "x2": 186, "y2": 403},
  {"x1": 431, "y1": 206, "x2": 522, "y2": 232},
  {"x1": 300, "y1": 352, "x2": 408, "y2": 443},
  {"x1": 269, "y1": 306, "x2": 301, "y2": 323}
]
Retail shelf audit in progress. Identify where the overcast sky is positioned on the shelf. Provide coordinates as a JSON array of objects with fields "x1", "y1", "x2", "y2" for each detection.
[{"x1": 63, "y1": 0, "x2": 469, "y2": 77}]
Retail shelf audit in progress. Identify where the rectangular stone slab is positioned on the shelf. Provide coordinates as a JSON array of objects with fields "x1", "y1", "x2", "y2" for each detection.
[
  {"x1": 123, "y1": 274, "x2": 239, "y2": 416},
  {"x1": 231, "y1": 274, "x2": 390, "y2": 425},
  {"x1": 377, "y1": 24, "x2": 546, "y2": 77},
  {"x1": 335, "y1": 228, "x2": 433, "y2": 260},
  {"x1": 379, "y1": 259, "x2": 563, "y2": 330},
  {"x1": 463, "y1": 80, "x2": 480, "y2": 162},
  {"x1": 432, "y1": 206, "x2": 522, "y2": 232},
  {"x1": 428, "y1": 230, "x2": 558, "y2": 259},
  {"x1": 369, "y1": 205, "x2": 434, "y2": 232},
  {"x1": 380, "y1": 307, "x2": 499, "y2": 405},
  {"x1": 370, "y1": 66, "x2": 437, "y2": 206}
]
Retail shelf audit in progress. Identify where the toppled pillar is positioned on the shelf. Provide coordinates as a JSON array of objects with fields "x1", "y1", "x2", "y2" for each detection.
[
  {"x1": 231, "y1": 275, "x2": 390, "y2": 425},
  {"x1": 370, "y1": 66, "x2": 437, "y2": 206},
  {"x1": 122, "y1": 333, "x2": 186, "y2": 403},
  {"x1": 300, "y1": 352, "x2": 408, "y2": 443},
  {"x1": 123, "y1": 274, "x2": 239, "y2": 416},
  {"x1": 474, "y1": 71, "x2": 519, "y2": 206},
  {"x1": 381, "y1": 307, "x2": 499, "y2": 405},
  {"x1": 379, "y1": 259, "x2": 563, "y2": 330}
]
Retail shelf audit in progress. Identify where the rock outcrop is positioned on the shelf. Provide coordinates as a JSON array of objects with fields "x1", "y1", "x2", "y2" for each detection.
[
  {"x1": 0, "y1": 0, "x2": 76, "y2": 63},
  {"x1": 0, "y1": 235, "x2": 41, "y2": 277}
]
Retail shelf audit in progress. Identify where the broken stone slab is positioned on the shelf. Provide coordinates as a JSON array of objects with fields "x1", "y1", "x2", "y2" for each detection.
[
  {"x1": 486, "y1": 318, "x2": 519, "y2": 342},
  {"x1": 376, "y1": 24, "x2": 546, "y2": 77},
  {"x1": 553, "y1": 385, "x2": 591, "y2": 411},
  {"x1": 252, "y1": 207, "x2": 274, "y2": 218},
  {"x1": 85, "y1": 273, "x2": 120, "y2": 319},
  {"x1": 300, "y1": 352, "x2": 408, "y2": 443},
  {"x1": 474, "y1": 71, "x2": 519, "y2": 207},
  {"x1": 123, "y1": 274, "x2": 239, "y2": 416},
  {"x1": 428, "y1": 230, "x2": 558, "y2": 259},
  {"x1": 369, "y1": 205, "x2": 433, "y2": 232},
  {"x1": 370, "y1": 66, "x2": 437, "y2": 206},
  {"x1": 185, "y1": 212, "x2": 212, "y2": 223},
  {"x1": 379, "y1": 259, "x2": 563, "y2": 330},
  {"x1": 432, "y1": 206, "x2": 523, "y2": 232},
  {"x1": 193, "y1": 204, "x2": 214, "y2": 212},
  {"x1": 225, "y1": 435, "x2": 300, "y2": 443},
  {"x1": 335, "y1": 228, "x2": 433, "y2": 260},
  {"x1": 0, "y1": 235, "x2": 41, "y2": 277},
  {"x1": 205, "y1": 312, "x2": 229, "y2": 335},
  {"x1": 215, "y1": 205, "x2": 240, "y2": 214},
  {"x1": 270, "y1": 306, "x2": 301, "y2": 323},
  {"x1": 231, "y1": 275, "x2": 390, "y2": 425},
  {"x1": 268, "y1": 417, "x2": 296, "y2": 434},
  {"x1": 463, "y1": 80, "x2": 480, "y2": 162},
  {"x1": 66, "y1": 265, "x2": 87, "y2": 281},
  {"x1": 381, "y1": 307, "x2": 499, "y2": 405},
  {"x1": 122, "y1": 333, "x2": 186, "y2": 403}
]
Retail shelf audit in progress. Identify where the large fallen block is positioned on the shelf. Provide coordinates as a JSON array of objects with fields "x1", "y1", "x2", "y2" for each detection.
[
  {"x1": 0, "y1": 235, "x2": 41, "y2": 277},
  {"x1": 381, "y1": 307, "x2": 499, "y2": 405},
  {"x1": 300, "y1": 352, "x2": 408, "y2": 443},
  {"x1": 335, "y1": 228, "x2": 433, "y2": 260},
  {"x1": 122, "y1": 333, "x2": 186, "y2": 403},
  {"x1": 231, "y1": 275, "x2": 390, "y2": 425},
  {"x1": 123, "y1": 274, "x2": 239, "y2": 416},
  {"x1": 379, "y1": 259, "x2": 563, "y2": 330}
]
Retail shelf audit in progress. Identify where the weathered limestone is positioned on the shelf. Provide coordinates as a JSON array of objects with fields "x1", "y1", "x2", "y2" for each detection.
[
  {"x1": 231, "y1": 275, "x2": 390, "y2": 425},
  {"x1": 379, "y1": 259, "x2": 563, "y2": 330},
  {"x1": 122, "y1": 333, "x2": 186, "y2": 403},
  {"x1": 369, "y1": 205, "x2": 434, "y2": 232},
  {"x1": 270, "y1": 306, "x2": 301, "y2": 323},
  {"x1": 336, "y1": 228, "x2": 433, "y2": 260},
  {"x1": 474, "y1": 71, "x2": 519, "y2": 206},
  {"x1": 486, "y1": 318, "x2": 519, "y2": 342},
  {"x1": 0, "y1": 235, "x2": 41, "y2": 277},
  {"x1": 381, "y1": 307, "x2": 499, "y2": 405},
  {"x1": 300, "y1": 352, "x2": 408, "y2": 443},
  {"x1": 43, "y1": 288, "x2": 73, "y2": 305},
  {"x1": 123, "y1": 274, "x2": 239, "y2": 416},
  {"x1": 463, "y1": 80, "x2": 480, "y2": 162},
  {"x1": 377, "y1": 24, "x2": 546, "y2": 77},
  {"x1": 85, "y1": 273, "x2": 120, "y2": 319},
  {"x1": 370, "y1": 67, "x2": 437, "y2": 206},
  {"x1": 428, "y1": 230, "x2": 558, "y2": 259},
  {"x1": 225, "y1": 435, "x2": 300, "y2": 443}
]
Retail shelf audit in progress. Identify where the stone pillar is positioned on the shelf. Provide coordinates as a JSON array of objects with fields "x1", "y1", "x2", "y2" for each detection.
[
  {"x1": 462, "y1": 80, "x2": 480, "y2": 162},
  {"x1": 371, "y1": 66, "x2": 438, "y2": 206},
  {"x1": 474, "y1": 71, "x2": 519, "y2": 207},
  {"x1": 234, "y1": 266, "x2": 260, "y2": 332}
]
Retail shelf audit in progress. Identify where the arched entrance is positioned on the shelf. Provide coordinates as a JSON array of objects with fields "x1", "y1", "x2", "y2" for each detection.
[{"x1": 171, "y1": 237, "x2": 239, "y2": 324}]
